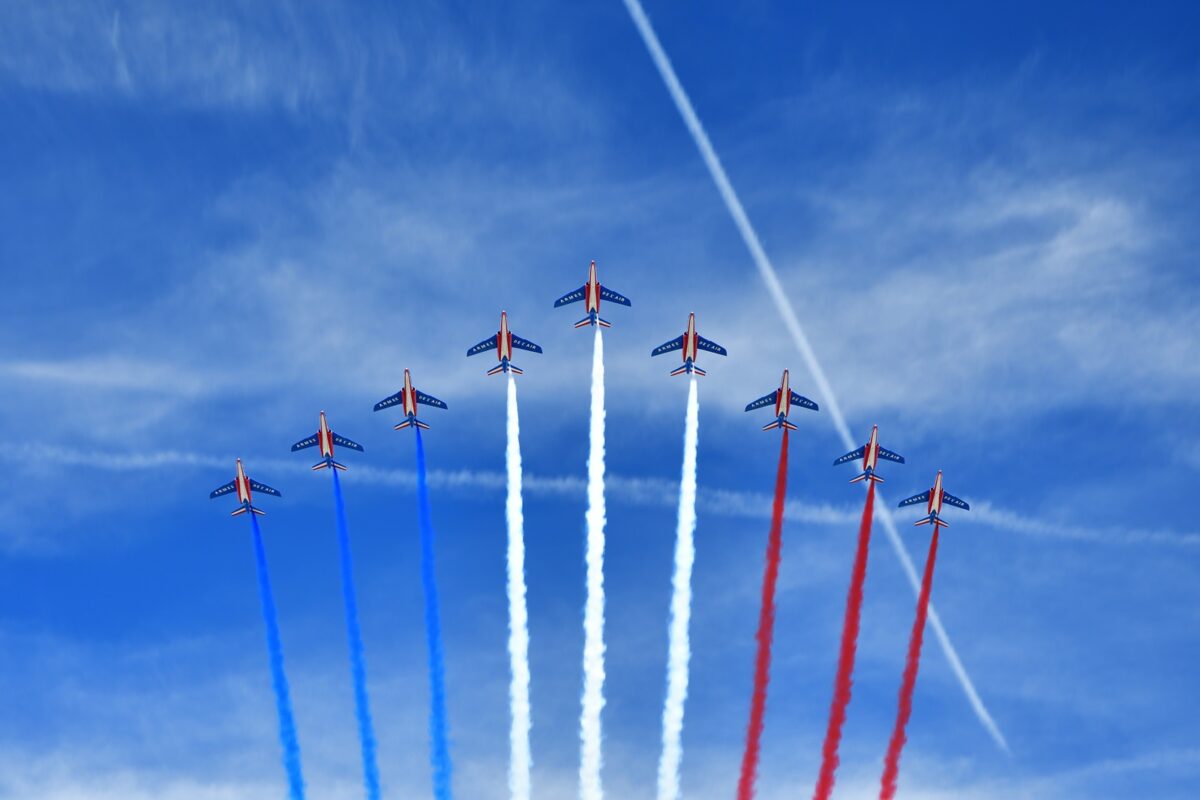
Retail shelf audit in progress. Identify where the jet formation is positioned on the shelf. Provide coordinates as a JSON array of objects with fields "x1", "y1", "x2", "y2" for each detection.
[{"x1": 211, "y1": 260, "x2": 968, "y2": 526}]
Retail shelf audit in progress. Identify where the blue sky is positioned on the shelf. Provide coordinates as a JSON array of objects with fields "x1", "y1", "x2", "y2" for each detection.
[{"x1": 1, "y1": 1, "x2": 1199, "y2": 797}]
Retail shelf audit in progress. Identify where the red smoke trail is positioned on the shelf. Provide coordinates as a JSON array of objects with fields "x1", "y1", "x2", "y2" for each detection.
[
  {"x1": 735, "y1": 430, "x2": 790, "y2": 800},
  {"x1": 812, "y1": 482, "x2": 876, "y2": 800},
  {"x1": 879, "y1": 527, "x2": 941, "y2": 800}
]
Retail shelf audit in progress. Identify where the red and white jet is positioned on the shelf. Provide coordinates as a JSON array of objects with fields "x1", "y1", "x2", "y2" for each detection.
[
  {"x1": 467, "y1": 311, "x2": 543, "y2": 375},
  {"x1": 745, "y1": 368, "x2": 819, "y2": 431},
  {"x1": 833, "y1": 425, "x2": 905, "y2": 483},
  {"x1": 209, "y1": 458, "x2": 281, "y2": 516},
  {"x1": 553, "y1": 260, "x2": 632, "y2": 328},
  {"x1": 898, "y1": 470, "x2": 970, "y2": 529},
  {"x1": 651, "y1": 312, "x2": 726, "y2": 376},
  {"x1": 291, "y1": 411, "x2": 363, "y2": 470},
  {"x1": 374, "y1": 368, "x2": 448, "y2": 430}
]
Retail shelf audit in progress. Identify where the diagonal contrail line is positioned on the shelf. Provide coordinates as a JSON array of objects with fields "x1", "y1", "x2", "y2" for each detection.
[{"x1": 620, "y1": 0, "x2": 1008, "y2": 751}]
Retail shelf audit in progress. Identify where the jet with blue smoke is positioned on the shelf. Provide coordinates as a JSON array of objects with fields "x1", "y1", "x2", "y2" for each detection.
[
  {"x1": 291, "y1": 412, "x2": 379, "y2": 799},
  {"x1": 209, "y1": 461, "x2": 304, "y2": 798}
]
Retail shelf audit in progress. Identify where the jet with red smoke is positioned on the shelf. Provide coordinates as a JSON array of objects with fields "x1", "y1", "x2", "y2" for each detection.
[
  {"x1": 744, "y1": 368, "x2": 819, "y2": 431},
  {"x1": 833, "y1": 425, "x2": 905, "y2": 483},
  {"x1": 899, "y1": 470, "x2": 970, "y2": 529}
]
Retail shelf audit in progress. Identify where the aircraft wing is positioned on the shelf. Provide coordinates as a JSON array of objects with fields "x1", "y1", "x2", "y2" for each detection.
[
  {"x1": 599, "y1": 287, "x2": 631, "y2": 306},
  {"x1": 833, "y1": 446, "x2": 866, "y2": 466},
  {"x1": 290, "y1": 433, "x2": 319, "y2": 452},
  {"x1": 511, "y1": 334, "x2": 543, "y2": 353},
  {"x1": 466, "y1": 336, "x2": 497, "y2": 357},
  {"x1": 942, "y1": 491, "x2": 970, "y2": 511},
  {"x1": 415, "y1": 390, "x2": 448, "y2": 409},
  {"x1": 898, "y1": 490, "x2": 930, "y2": 508},
  {"x1": 878, "y1": 446, "x2": 905, "y2": 464},
  {"x1": 744, "y1": 391, "x2": 778, "y2": 412},
  {"x1": 333, "y1": 433, "x2": 364, "y2": 452},
  {"x1": 249, "y1": 480, "x2": 281, "y2": 498},
  {"x1": 554, "y1": 286, "x2": 586, "y2": 307},
  {"x1": 372, "y1": 388, "x2": 405, "y2": 410},
  {"x1": 650, "y1": 336, "x2": 683, "y2": 357},
  {"x1": 696, "y1": 335, "x2": 727, "y2": 356},
  {"x1": 789, "y1": 391, "x2": 819, "y2": 411},
  {"x1": 209, "y1": 479, "x2": 237, "y2": 499}
]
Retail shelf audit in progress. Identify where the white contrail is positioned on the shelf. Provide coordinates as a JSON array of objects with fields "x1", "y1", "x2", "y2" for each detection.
[
  {"x1": 657, "y1": 377, "x2": 700, "y2": 800},
  {"x1": 506, "y1": 375, "x2": 533, "y2": 800},
  {"x1": 620, "y1": 0, "x2": 1009, "y2": 751},
  {"x1": 580, "y1": 328, "x2": 608, "y2": 800}
]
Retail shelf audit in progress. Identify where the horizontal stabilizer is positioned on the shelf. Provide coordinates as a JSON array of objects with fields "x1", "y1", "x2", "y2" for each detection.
[
  {"x1": 311, "y1": 461, "x2": 328, "y2": 471},
  {"x1": 670, "y1": 364, "x2": 689, "y2": 376},
  {"x1": 487, "y1": 363, "x2": 506, "y2": 376},
  {"x1": 232, "y1": 505, "x2": 265, "y2": 517},
  {"x1": 574, "y1": 316, "x2": 593, "y2": 328},
  {"x1": 598, "y1": 317, "x2": 612, "y2": 328},
  {"x1": 761, "y1": 419, "x2": 798, "y2": 432},
  {"x1": 692, "y1": 365, "x2": 707, "y2": 376}
]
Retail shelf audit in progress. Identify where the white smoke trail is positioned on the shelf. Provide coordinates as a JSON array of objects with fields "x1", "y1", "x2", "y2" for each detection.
[
  {"x1": 657, "y1": 377, "x2": 699, "y2": 800},
  {"x1": 620, "y1": 0, "x2": 1008, "y2": 751},
  {"x1": 506, "y1": 375, "x2": 533, "y2": 800},
  {"x1": 580, "y1": 328, "x2": 608, "y2": 800}
]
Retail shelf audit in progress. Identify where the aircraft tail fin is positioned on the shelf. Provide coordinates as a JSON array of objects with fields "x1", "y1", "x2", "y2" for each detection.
[
  {"x1": 670, "y1": 364, "x2": 689, "y2": 377},
  {"x1": 487, "y1": 363, "x2": 507, "y2": 376},
  {"x1": 850, "y1": 470, "x2": 884, "y2": 484},
  {"x1": 575, "y1": 316, "x2": 594, "y2": 329},
  {"x1": 311, "y1": 461, "x2": 328, "y2": 471},
  {"x1": 331, "y1": 461, "x2": 348, "y2": 471},
  {"x1": 597, "y1": 317, "x2": 612, "y2": 328},
  {"x1": 394, "y1": 420, "x2": 412, "y2": 430}
]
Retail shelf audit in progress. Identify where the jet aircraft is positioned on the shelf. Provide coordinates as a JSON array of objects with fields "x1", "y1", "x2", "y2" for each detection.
[
  {"x1": 650, "y1": 312, "x2": 726, "y2": 376},
  {"x1": 898, "y1": 470, "x2": 970, "y2": 529},
  {"x1": 833, "y1": 424, "x2": 905, "y2": 483},
  {"x1": 467, "y1": 311, "x2": 543, "y2": 375},
  {"x1": 553, "y1": 260, "x2": 631, "y2": 328},
  {"x1": 209, "y1": 459, "x2": 281, "y2": 516},
  {"x1": 374, "y1": 369, "x2": 447, "y2": 430},
  {"x1": 291, "y1": 411, "x2": 363, "y2": 470},
  {"x1": 744, "y1": 368, "x2": 819, "y2": 431}
]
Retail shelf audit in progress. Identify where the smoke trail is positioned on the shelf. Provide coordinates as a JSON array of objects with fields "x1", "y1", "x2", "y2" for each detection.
[
  {"x1": 735, "y1": 429, "x2": 790, "y2": 800},
  {"x1": 249, "y1": 514, "x2": 306, "y2": 800},
  {"x1": 812, "y1": 482, "x2": 877, "y2": 800},
  {"x1": 580, "y1": 327, "x2": 608, "y2": 800},
  {"x1": 620, "y1": 0, "x2": 1006, "y2": 751},
  {"x1": 879, "y1": 527, "x2": 941, "y2": 800},
  {"x1": 506, "y1": 375, "x2": 533, "y2": 800},
  {"x1": 330, "y1": 470, "x2": 381, "y2": 800},
  {"x1": 656, "y1": 377, "x2": 700, "y2": 800},
  {"x1": 415, "y1": 429, "x2": 454, "y2": 800}
]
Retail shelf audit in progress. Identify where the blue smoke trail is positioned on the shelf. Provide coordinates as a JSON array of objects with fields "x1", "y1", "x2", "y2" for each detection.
[
  {"x1": 331, "y1": 469, "x2": 382, "y2": 800},
  {"x1": 249, "y1": 513, "x2": 307, "y2": 800},
  {"x1": 416, "y1": 428, "x2": 454, "y2": 799}
]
